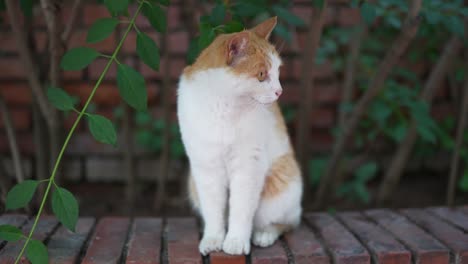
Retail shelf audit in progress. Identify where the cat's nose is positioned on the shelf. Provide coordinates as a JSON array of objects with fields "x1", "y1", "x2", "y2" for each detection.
[{"x1": 275, "y1": 89, "x2": 282, "y2": 97}]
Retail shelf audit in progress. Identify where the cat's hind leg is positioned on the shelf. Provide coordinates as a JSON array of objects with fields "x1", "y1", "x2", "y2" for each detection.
[{"x1": 253, "y1": 178, "x2": 302, "y2": 247}]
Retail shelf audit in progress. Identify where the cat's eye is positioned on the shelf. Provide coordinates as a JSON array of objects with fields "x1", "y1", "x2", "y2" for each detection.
[{"x1": 258, "y1": 70, "x2": 266, "y2": 82}]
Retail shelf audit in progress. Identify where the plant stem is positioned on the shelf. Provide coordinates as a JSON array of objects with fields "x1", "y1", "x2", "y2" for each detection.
[{"x1": 13, "y1": 3, "x2": 144, "y2": 263}]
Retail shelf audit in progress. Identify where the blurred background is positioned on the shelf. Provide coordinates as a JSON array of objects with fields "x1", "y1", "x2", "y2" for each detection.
[{"x1": 0, "y1": 0, "x2": 467, "y2": 217}]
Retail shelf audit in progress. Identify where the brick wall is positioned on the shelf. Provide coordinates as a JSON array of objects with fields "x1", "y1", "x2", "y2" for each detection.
[{"x1": 0, "y1": 1, "x2": 455, "y2": 182}]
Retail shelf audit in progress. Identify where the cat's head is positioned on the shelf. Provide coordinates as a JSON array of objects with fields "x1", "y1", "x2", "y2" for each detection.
[{"x1": 186, "y1": 17, "x2": 283, "y2": 104}]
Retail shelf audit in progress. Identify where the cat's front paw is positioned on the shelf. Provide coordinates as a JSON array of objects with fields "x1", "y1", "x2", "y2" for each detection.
[
  {"x1": 222, "y1": 235, "x2": 251, "y2": 255},
  {"x1": 199, "y1": 234, "x2": 225, "y2": 256}
]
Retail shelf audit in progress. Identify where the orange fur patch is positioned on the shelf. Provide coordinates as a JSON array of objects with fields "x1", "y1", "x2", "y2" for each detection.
[
  {"x1": 183, "y1": 30, "x2": 278, "y2": 79},
  {"x1": 261, "y1": 152, "x2": 300, "y2": 199}
]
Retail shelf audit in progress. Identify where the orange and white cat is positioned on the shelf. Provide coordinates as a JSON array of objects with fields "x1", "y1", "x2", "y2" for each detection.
[{"x1": 177, "y1": 17, "x2": 302, "y2": 255}]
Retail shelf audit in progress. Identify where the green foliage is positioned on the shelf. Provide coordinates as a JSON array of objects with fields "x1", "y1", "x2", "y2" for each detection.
[
  {"x1": 26, "y1": 240, "x2": 48, "y2": 264},
  {"x1": 20, "y1": 0, "x2": 34, "y2": 17},
  {"x1": 60, "y1": 47, "x2": 100, "y2": 71},
  {"x1": 52, "y1": 187, "x2": 79, "y2": 232},
  {"x1": 103, "y1": 0, "x2": 129, "y2": 16},
  {"x1": 0, "y1": 225, "x2": 23, "y2": 242},
  {"x1": 47, "y1": 87, "x2": 76, "y2": 111},
  {"x1": 309, "y1": 158, "x2": 328, "y2": 186},
  {"x1": 142, "y1": 1, "x2": 167, "y2": 33},
  {"x1": 337, "y1": 162, "x2": 378, "y2": 204},
  {"x1": 87, "y1": 18, "x2": 120, "y2": 43},
  {"x1": 6, "y1": 180, "x2": 39, "y2": 210},
  {"x1": 187, "y1": 0, "x2": 305, "y2": 63},
  {"x1": 136, "y1": 32, "x2": 160, "y2": 70},
  {"x1": 87, "y1": 114, "x2": 117, "y2": 146},
  {"x1": 116, "y1": 64, "x2": 148, "y2": 111}
]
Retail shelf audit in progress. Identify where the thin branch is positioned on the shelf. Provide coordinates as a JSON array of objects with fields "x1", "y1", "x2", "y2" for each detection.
[
  {"x1": 338, "y1": 22, "x2": 368, "y2": 127},
  {"x1": 40, "y1": 0, "x2": 63, "y2": 181},
  {"x1": 0, "y1": 96, "x2": 25, "y2": 183},
  {"x1": 295, "y1": 1, "x2": 328, "y2": 177},
  {"x1": 377, "y1": 35, "x2": 462, "y2": 204},
  {"x1": 313, "y1": 0, "x2": 422, "y2": 209},
  {"x1": 154, "y1": 32, "x2": 172, "y2": 212},
  {"x1": 62, "y1": 0, "x2": 83, "y2": 43},
  {"x1": 447, "y1": 63, "x2": 468, "y2": 206},
  {"x1": 4, "y1": 0, "x2": 55, "y2": 127}
]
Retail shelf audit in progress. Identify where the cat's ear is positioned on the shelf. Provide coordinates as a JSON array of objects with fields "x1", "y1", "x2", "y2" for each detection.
[
  {"x1": 226, "y1": 31, "x2": 249, "y2": 65},
  {"x1": 251, "y1": 17, "x2": 277, "y2": 40}
]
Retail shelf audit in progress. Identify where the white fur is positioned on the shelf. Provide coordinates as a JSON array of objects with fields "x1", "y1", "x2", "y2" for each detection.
[{"x1": 177, "y1": 52, "x2": 302, "y2": 255}]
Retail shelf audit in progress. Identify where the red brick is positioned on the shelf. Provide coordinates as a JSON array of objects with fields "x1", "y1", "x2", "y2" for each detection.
[
  {"x1": 309, "y1": 131, "x2": 334, "y2": 152},
  {"x1": 0, "y1": 58, "x2": 26, "y2": 79},
  {"x1": 48, "y1": 218, "x2": 96, "y2": 264},
  {"x1": 169, "y1": 31, "x2": 189, "y2": 53},
  {"x1": 365, "y1": 209, "x2": 449, "y2": 264},
  {"x1": 283, "y1": 225, "x2": 329, "y2": 264},
  {"x1": 82, "y1": 217, "x2": 131, "y2": 264},
  {"x1": 88, "y1": 58, "x2": 118, "y2": 81},
  {"x1": 210, "y1": 252, "x2": 246, "y2": 264},
  {"x1": 427, "y1": 207, "x2": 468, "y2": 233},
  {"x1": 431, "y1": 103, "x2": 454, "y2": 121},
  {"x1": 0, "y1": 83, "x2": 32, "y2": 105},
  {"x1": 402, "y1": 209, "x2": 468, "y2": 264},
  {"x1": 336, "y1": 8, "x2": 361, "y2": 26},
  {"x1": 283, "y1": 60, "x2": 334, "y2": 80},
  {"x1": 306, "y1": 213, "x2": 370, "y2": 263},
  {"x1": 126, "y1": 218, "x2": 162, "y2": 264},
  {"x1": 0, "y1": 108, "x2": 31, "y2": 131},
  {"x1": 0, "y1": 214, "x2": 28, "y2": 227},
  {"x1": 167, "y1": 6, "x2": 181, "y2": 30},
  {"x1": 337, "y1": 212, "x2": 411, "y2": 264},
  {"x1": 83, "y1": 4, "x2": 111, "y2": 26},
  {"x1": 305, "y1": 213, "x2": 370, "y2": 264},
  {"x1": 313, "y1": 83, "x2": 341, "y2": 104},
  {"x1": 0, "y1": 216, "x2": 59, "y2": 263},
  {"x1": 310, "y1": 108, "x2": 334, "y2": 128},
  {"x1": 64, "y1": 83, "x2": 121, "y2": 106},
  {"x1": 0, "y1": 32, "x2": 19, "y2": 53},
  {"x1": 166, "y1": 218, "x2": 201, "y2": 264},
  {"x1": 0, "y1": 132, "x2": 34, "y2": 154},
  {"x1": 251, "y1": 240, "x2": 288, "y2": 264}
]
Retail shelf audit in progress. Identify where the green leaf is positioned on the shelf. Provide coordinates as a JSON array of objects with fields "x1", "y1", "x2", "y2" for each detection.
[
  {"x1": 135, "y1": 111, "x2": 152, "y2": 126},
  {"x1": 361, "y1": 2, "x2": 376, "y2": 25},
  {"x1": 142, "y1": 2, "x2": 167, "y2": 33},
  {"x1": 116, "y1": 64, "x2": 148, "y2": 111},
  {"x1": 210, "y1": 3, "x2": 225, "y2": 26},
  {"x1": 157, "y1": 0, "x2": 170, "y2": 6},
  {"x1": 273, "y1": 23, "x2": 292, "y2": 42},
  {"x1": 458, "y1": 170, "x2": 468, "y2": 192},
  {"x1": 47, "y1": 87, "x2": 75, "y2": 111},
  {"x1": 198, "y1": 23, "x2": 216, "y2": 49},
  {"x1": 20, "y1": 0, "x2": 33, "y2": 17},
  {"x1": 444, "y1": 16, "x2": 465, "y2": 38},
  {"x1": 308, "y1": 158, "x2": 328, "y2": 186},
  {"x1": 0, "y1": 225, "x2": 23, "y2": 242},
  {"x1": 26, "y1": 239, "x2": 48, "y2": 264},
  {"x1": 187, "y1": 38, "x2": 200, "y2": 64},
  {"x1": 87, "y1": 114, "x2": 117, "y2": 146},
  {"x1": 52, "y1": 187, "x2": 79, "y2": 232},
  {"x1": 60, "y1": 47, "x2": 100, "y2": 71},
  {"x1": 136, "y1": 32, "x2": 160, "y2": 70},
  {"x1": 354, "y1": 184, "x2": 371, "y2": 204},
  {"x1": 6, "y1": 180, "x2": 39, "y2": 210},
  {"x1": 355, "y1": 162, "x2": 378, "y2": 182},
  {"x1": 87, "y1": 18, "x2": 119, "y2": 43},
  {"x1": 272, "y1": 5, "x2": 305, "y2": 27},
  {"x1": 104, "y1": 0, "x2": 129, "y2": 15},
  {"x1": 312, "y1": 0, "x2": 325, "y2": 8},
  {"x1": 224, "y1": 21, "x2": 244, "y2": 33}
]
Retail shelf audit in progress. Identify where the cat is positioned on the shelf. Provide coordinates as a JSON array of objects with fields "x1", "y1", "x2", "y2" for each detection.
[{"x1": 177, "y1": 17, "x2": 303, "y2": 255}]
